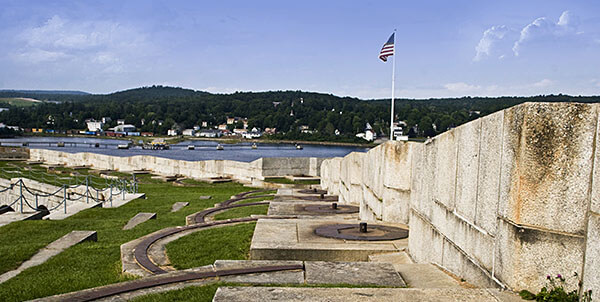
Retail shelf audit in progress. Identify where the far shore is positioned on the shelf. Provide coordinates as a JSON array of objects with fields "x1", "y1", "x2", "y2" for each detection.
[{"x1": 15, "y1": 133, "x2": 378, "y2": 148}]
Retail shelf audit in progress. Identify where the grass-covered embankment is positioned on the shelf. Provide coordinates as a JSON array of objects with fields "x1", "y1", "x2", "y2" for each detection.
[
  {"x1": 165, "y1": 222, "x2": 257, "y2": 270},
  {"x1": 0, "y1": 177, "x2": 250, "y2": 301}
]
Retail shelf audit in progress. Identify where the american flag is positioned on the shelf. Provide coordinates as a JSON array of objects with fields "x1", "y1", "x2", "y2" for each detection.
[{"x1": 379, "y1": 33, "x2": 394, "y2": 62}]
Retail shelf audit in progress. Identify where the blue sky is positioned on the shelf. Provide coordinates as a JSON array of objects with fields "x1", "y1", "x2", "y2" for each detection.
[{"x1": 0, "y1": 0, "x2": 599, "y2": 99}]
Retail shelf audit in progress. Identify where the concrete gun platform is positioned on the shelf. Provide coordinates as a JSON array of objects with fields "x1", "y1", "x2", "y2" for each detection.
[{"x1": 250, "y1": 218, "x2": 407, "y2": 261}]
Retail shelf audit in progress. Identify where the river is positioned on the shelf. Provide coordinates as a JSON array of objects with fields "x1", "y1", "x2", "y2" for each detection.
[{"x1": 0, "y1": 137, "x2": 369, "y2": 162}]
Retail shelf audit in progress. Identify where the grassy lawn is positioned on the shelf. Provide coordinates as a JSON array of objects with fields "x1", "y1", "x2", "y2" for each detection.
[
  {"x1": 179, "y1": 178, "x2": 211, "y2": 186},
  {"x1": 165, "y1": 222, "x2": 256, "y2": 270},
  {"x1": 213, "y1": 204, "x2": 269, "y2": 220},
  {"x1": 0, "y1": 180, "x2": 250, "y2": 301},
  {"x1": 264, "y1": 177, "x2": 320, "y2": 185},
  {"x1": 0, "y1": 97, "x2": 40, "y2": 107}
]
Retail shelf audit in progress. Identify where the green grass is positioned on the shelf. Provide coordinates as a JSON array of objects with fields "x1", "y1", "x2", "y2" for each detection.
[
  {"x1": 165, "y1": 222, "x2": 256, "y2": 270},
  {"x1": 134, "y1": 173, "x2": 164, "y2": 184},
  {"x1": 213, "y1": 204, "x2": 269, "y2": 220},
  {"x1": 179, "y1": 178, "x2": 212, "y2": 186},
  {"x1": 109, "y1": 171, "x2": 133, "y2": 178},
  {"x1": 0, "y1": 181, "x2": 250, "y2": 301},
  {"x1": 264, "y1": 177, "x2": 320, "y2": 185}
]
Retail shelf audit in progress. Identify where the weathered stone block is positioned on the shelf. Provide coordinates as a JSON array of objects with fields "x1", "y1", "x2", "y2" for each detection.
[
  {"x1": 362, "y1": 185, "x2": 382, "y2": 219},
  {"x1": 475, "y1": 110, "x2": 504, "y2": 235},
  {"x1": 432, "y1": 130, "x2": 457, "y2": 211},
  {"x1": 440, "y1": 236, "x2": 497, "y2": 288},
  {"x1": 363, "y1": 145, "x2": 384, "y2": 197},
  {"x1": 454, "y1": 119, "x2": 481, "y2": 224},
  {"x1": 408, "y1": 210, "x2": 443, "y2": 265},
  {"x1": 591, "y1": 104, "x2": 600, "y2": 214},
  {"x1": 382, "y1": 142, "x2": 413, "y2": 192},
  {"x1": 409, "y1": 143, "x2": 425, "y2": 210},
  {"x1": 412, "y1": 142, "x2": 435, "y2": 219},
  {"x1": 429, "y1": 200, "x2": 494, "y2": 271},
  {"x1": 498, "y1": 102, "x2": 596, "y2": 235},
  {"x1": 381, "y1": 187, "x2": 410, "y2": 224},
  {"x1": 494, "y1": 218, "x2": 584, "y2": 292},
  {"x1": 582, "y1": 213, "x2": 600, "y2": 296}
]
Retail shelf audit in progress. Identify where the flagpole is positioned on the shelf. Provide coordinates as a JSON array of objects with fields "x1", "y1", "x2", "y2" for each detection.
[{"x1": 389, "y1": 29, "x2": 396, "y2": 141}]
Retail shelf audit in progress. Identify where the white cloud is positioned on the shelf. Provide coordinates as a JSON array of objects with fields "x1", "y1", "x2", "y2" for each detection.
[
  {"x1": 474, "y1": 25, "x2": 509, "y2": 61},
  {"x1": 13, "y1": 15, "x2": 150, "y2": 74},
  {"x1": 513, "y1": 10, "x2": 578, "y2": 56},
  {"x1": 444, "y1": 82, "x2": 481, "y2": 93},
  {"x1": 20, "y1": 15, "x2": 127, "y2": 50},
  {"x1": 533, "y1": 79, "x2": 553, "y2": 87},
  {"x1": 14, "y1": 49, "x2": 69, "y2": 64}
]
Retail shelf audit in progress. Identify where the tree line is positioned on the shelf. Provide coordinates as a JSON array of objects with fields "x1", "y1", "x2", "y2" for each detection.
[{"x1": 0, "y1": 86, "x2": 598, "y2": 142}]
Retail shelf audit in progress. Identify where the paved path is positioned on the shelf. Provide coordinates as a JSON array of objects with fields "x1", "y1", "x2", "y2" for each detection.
[{"x1": 212, "y1": 287, "x2": 523, "y2": 302}]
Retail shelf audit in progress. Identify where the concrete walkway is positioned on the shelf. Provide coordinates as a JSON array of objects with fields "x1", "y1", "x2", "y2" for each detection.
[
  {"x1": 0, "y1": 230, "x2": 97, "y2": 284},
  {"x1": 213, "y1": 287, "x2": 523, "y2": 302},
  {"x1": 369, "y1": 252, "x2": 463, "y2": 288}
]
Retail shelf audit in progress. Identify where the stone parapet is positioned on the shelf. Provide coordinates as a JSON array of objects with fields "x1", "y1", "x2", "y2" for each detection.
[
  {"x1": 320, "y1": 102, "x2": 600, "y2": 294},
  {"x1": 28, "y1": 150, "x2": 326, "y2": 182}
]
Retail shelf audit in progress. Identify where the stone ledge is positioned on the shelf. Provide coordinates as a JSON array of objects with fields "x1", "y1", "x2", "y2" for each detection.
[{"x1": 212, "y1": 287, "x2": 523, "y2": 302}]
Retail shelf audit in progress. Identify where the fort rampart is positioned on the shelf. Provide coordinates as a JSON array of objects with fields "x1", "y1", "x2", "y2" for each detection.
[{"x1": 320, "y1": 102, "x2": 600, "y2": 294}]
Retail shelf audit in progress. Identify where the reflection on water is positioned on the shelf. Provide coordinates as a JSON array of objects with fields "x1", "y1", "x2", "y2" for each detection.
[{"x1": 0, "y1": 137, "x2": 369, "y2": 162}]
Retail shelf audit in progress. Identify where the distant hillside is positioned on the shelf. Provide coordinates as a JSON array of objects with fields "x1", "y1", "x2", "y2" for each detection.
[
  {"x1": 0, "y1": 85, "x2": 599, "y2": 142},
  {"x1": 0, "y1": 89, "x2": 89, "y2": 95},
  {"x1": 0, "y1": 97, "x2": 43, "y2": 108}
]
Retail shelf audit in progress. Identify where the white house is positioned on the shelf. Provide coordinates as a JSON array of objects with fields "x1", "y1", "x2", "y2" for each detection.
[
  {"x1": 196, "y1": 129, "x2": 221, "y2": 138},
  {"x1": 356, "y1": 123, "x2": 376, "y2": 141},
  {"x1": 242, "y1": 128, "x2": 262, "y2": 139},
  {"x1": 167, "y1": 129, "x2": 179, "y2": 136},
  {"x1": 114, "y1": 124, "x2": 136, "y2": 132},
  {"x1": 86, "y1": 121, "x2": 104, "y2": 132},
  {"x1": 182, "y1": 129, "x2": 195, "y2": 136}
]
